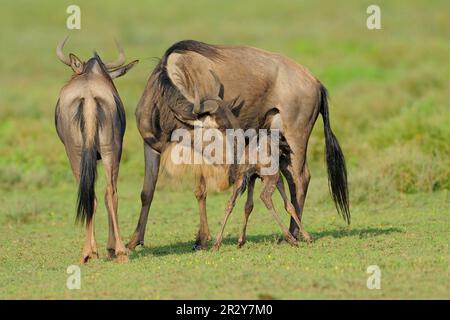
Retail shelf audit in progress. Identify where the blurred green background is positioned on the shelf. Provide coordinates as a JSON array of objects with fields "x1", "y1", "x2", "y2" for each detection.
[{"x1": 0, "y1": 0, "x2": 448, "y2": 299}]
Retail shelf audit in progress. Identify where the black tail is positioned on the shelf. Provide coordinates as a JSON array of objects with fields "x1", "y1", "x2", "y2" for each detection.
[
  {"x1": 76, "y1": 147, "x2": 97, "y2": 225},
  {"x1": 319, "y1": 84, "x2": 350, "y2": 224}
]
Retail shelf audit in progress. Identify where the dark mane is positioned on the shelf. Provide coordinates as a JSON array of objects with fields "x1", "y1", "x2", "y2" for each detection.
[
  {"x1": 162, "y1": 40, "x2": 221, "y2": 65},
  {"x1": 156, "y1": 40, "x2": 222, "y2": 98}
]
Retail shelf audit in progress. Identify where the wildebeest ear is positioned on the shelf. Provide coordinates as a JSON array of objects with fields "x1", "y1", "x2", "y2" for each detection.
[
  {"x1": 230, "y1": 98, "x2": 244, "y2": 117},
  {"x1": 69, "y1": 53, "x2": 84, "y2": 74},
  {"x1": 108, "y1": 60, "x2": 139, "y2": 79},
  {"x1": 202, "y1": 99, "x2": 220, "y2": 114}
]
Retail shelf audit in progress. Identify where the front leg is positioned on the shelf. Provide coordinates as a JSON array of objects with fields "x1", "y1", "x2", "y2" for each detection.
[
  {"x1": 213, "y1": 177, "x2": 244, "y2": 251},
  {"x1": 127, "y1": 143, "x2": 160, "y2": 250},
  {"x1": 193, "y1": 175, "x2": 210, "y2": 250}
]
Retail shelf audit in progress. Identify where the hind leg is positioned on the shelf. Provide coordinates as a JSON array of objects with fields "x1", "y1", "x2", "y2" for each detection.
[
  {"x1": 280, "y1": 145, "x2": 312, "y2": 241},
  {"x1": 279, "y1": 93, "x2": 318, "y2": 240},
  {"x1": 80, "y1": 198, "x2": 99, "y2": 263},
  {"x1": 260, "y1": 175, "x2": 298, "y2": 246},
  {"x1": 106, "y1": 158, "x2": 116, "y2": 259},
  {"x1": 67, "y1": 150, "x2": 99, "y2": 263},
  {"x1": 102, "y1": 153, "x2": 128, "y2": 263},
  {"x1": 277, "y1": 175, "x2": 311, "y2": 242},
  {"x1": 107, "y1": 211, "x2": 116, "y2": 259},
  {"x1": 238, "y1": 176, "x2": 256, "y2": 248}
]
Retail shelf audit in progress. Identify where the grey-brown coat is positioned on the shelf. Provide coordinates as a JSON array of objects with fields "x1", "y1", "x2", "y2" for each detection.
[
  {"x1": 55, "y1": 36, "x2": 138, "y2": 263},
  {"x1": 129, "y1": 40, "x2": 349, "y2": 251}
]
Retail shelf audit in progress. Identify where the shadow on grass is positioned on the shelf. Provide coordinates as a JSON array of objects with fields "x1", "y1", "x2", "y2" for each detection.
[
  {"x1": 310, "y1": 226, "x2": 403, "y2": 240},
  {"x1": 130, "y1": 226, "x2": 403, "y2": 258},
  {"x1": 130, "y1": 233, "x2": 281, "y2": 258}
]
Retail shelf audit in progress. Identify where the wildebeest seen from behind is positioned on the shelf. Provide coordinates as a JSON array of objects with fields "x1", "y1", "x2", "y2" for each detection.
[
  {"x1": 55, "y1": 36, "x2": 138, "y2": 263},
  {"x1": 129, "y1": 40, "x2": 350, "y2": 251}
]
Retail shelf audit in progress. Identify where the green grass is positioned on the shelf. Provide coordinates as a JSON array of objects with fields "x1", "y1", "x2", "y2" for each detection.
[
  {"x1": 0, "y1": 0, "x2": 449, "y2": 299},
  {"x1": 1, "y1": 178, "x2": 449, "y2": 299}
]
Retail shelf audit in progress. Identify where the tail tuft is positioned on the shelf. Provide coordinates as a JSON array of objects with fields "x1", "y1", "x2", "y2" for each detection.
[
  {"x1": 76, "y1": 148, "x2": 97, "y2": 225},
  {"x1": 319, "y1": 84, "x2": 350, "y2": 224}
]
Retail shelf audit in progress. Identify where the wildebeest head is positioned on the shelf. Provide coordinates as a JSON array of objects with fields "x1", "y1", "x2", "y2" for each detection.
[
  {"x1": 172, "y1": 70, "x2": 244, "y2": 130},
  {"x1": 55, "y1": 36, "x2": 138, "y2": 153},
  {"x1": 56, "y1": 36, "x2": 138, "y2": 82}
]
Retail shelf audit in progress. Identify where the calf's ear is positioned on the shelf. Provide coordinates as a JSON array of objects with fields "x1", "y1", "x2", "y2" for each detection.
[
  {"x1": 108, "y1": 60, "x2": 139, "y2": 79},
  {"x1": 69, "y1": 54, "x2": 84, "y2": 74},
  {"x1": 202, "y1": 99, "x2": 220, "y2": 114}
]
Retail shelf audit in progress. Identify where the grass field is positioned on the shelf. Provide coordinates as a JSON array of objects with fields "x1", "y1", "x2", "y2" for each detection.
[{"x1": 0, "y1": 0, "x2": 449, "y2": 299}]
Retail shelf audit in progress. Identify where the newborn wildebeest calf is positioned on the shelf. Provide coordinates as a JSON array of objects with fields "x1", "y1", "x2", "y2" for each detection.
[
  {"x1": 54, "y1": 36, "x2": 138, "y2": 263},
  {"x1": 207, "y1": 109, "x2": 309, "y2": 251}
]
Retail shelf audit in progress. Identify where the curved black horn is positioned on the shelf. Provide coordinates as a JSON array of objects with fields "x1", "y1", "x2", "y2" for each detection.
[
  {"x1": 56, "y1": 35, "x2": 71, "y2": 66},
  {"x1": 104, "y1": 39, "x2": 126, "y2": 69}
]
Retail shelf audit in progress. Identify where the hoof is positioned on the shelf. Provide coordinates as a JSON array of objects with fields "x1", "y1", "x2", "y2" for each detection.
[
  {"x1": 237, "y1": 238, "x2": 246, "y2": 248},
  {"x1": 126, "y1": 238, "x2": 144, "y2": 251},
  {"x1": 80, "y1": 252, "x2": 99, "y2": 264},
  {"x1": 192, "y1": 243, "x2": 208, "y2": 251},
  {"x1": 193, "y1": 236, "x2": 209, "y2": 251},
  {"x1": 301, "y1": 231, "x2": 313, "y2": 243},
  {"x1": 211, "y1": 244, "x2": 220, "y2": 252},
  {"x1": 115, "y1": 252, "x2": 129, "y2": 263},
  {"x1": 277, "y1": 236, "x2": 288, "y2": 245},
  {"x1": 277, "y1": 236, "x2": 298, "y2": 246},
  {"x1": 287, "y1": 237, "x2": 299, "y2": 247},
  {"x1": 107, "y1": 248, "x2": 116, "y2": 260}
]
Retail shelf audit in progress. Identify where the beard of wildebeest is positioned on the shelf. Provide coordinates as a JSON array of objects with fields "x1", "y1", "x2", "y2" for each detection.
[{"x1": 128, "y1": 40, "x2": 350, "y2": 251}]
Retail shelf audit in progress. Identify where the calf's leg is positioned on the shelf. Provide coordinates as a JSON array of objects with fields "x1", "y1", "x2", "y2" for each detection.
[
  {"x1": 260, "y1": 175, "x2": 298, "y2": 246},
  {"x1": 212, "y1": 177, "x2": 245, "y2": 251},
  {"x1": 238, "y1": 175, "x2": 256, "y2": 248}
]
